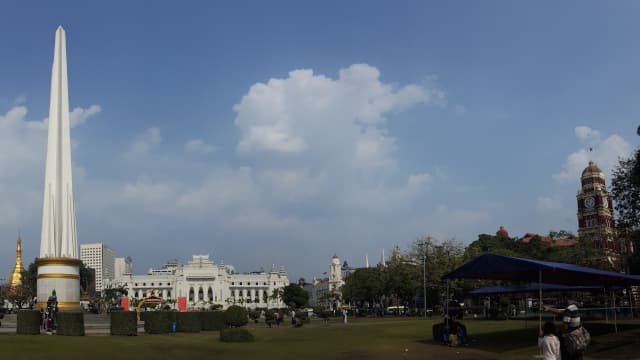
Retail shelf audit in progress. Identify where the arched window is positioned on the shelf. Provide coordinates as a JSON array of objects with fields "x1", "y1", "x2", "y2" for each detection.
[
  {"x1": 198, "y1": 287, "x2": 204, "y2": 301},
  {"x1": 189, "y1": 287, "x2": 194, "y2": 302},
  {"x1": 167, "y1": 290, "x2": 172, "y2": 299},
  {"x1": 207, "y1": 287, "x2": 213, "y2": 301}
]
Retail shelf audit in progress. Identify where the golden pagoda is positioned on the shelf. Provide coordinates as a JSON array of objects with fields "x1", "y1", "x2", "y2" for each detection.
[{"x1": 9, "y1": 234, "x2": 25, "y2": 288}]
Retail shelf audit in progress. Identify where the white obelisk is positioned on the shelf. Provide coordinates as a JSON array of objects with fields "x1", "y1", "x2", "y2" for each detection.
[{"x1": 36, "y1": 26, "x2": 82, "y2": 311}]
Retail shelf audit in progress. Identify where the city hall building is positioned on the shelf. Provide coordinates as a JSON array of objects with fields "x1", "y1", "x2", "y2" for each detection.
[{"x1": 114, "y1": 255, "x2": 290, "y2": 310}]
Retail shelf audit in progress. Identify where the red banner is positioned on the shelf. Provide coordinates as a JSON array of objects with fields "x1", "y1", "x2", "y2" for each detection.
[
  {"x1": 120, "y1": 297, "x2": 129, "y2": 311},
  {"x1": 178, "y1": 296, "x2": 187, "y2": 312}
]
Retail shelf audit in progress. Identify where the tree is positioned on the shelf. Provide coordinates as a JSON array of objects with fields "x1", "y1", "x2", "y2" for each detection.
[
  {"x1": 6, "y1": 284, "x2": 32, "y2": 309},
  {"x1": 270, "y1": 288, "x2": 284, "y2": 307},
  {"x1": 342, "y1": 267, "x2": 383, "y2": 306},
  {"x1": 282, "y1": 284, "x2": 309, "y2": 309},
  {"x1": 611, "y1": 152, "x2": 640, "y2": 229},
  {"x1": 20, "y1": 261, "x2": 38, "y2": 297}
]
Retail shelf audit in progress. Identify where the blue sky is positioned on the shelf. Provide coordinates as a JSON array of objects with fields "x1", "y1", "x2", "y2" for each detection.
[{"x1": 0, "y1": 1, "x2": 638, "y2": 281}]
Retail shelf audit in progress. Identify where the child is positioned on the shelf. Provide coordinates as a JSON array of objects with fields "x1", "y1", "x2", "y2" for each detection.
[{"x1": 538, "y1": 322, "x2": 561, "y2": 360}]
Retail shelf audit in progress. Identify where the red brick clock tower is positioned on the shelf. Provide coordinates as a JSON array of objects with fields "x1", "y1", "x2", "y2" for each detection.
[{"x1": 576, "y1": 161, "x2": 618, "y2": 259}]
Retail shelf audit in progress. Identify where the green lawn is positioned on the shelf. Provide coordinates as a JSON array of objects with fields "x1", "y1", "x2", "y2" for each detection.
[{"x1": 1, "y1": 318, "x2": 639, "y2": 360}]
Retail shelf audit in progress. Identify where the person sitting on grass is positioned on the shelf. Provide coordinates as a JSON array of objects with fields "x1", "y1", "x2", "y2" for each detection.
[{"x1": 538, "y1": 321, "x2": 561, "y2": 360}]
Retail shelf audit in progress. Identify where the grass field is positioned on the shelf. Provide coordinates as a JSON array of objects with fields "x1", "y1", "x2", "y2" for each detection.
[{"x1": 1, "y1": 317, "x2": 639, "y2": 360}]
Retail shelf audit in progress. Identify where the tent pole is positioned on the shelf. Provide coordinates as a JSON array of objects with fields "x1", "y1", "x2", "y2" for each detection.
[
  {"x1": 539, "y1": 270, "x2": 543, "y2": 359},
  {"x1": 604, "y1": 288, "x2": 608, "y2": 323},
  {"x1": 538, "y1": 270, "x2": 542, "y2": 329},
  {"x1": 612, "y1": 290, "x2": 618, "y2": 334}
]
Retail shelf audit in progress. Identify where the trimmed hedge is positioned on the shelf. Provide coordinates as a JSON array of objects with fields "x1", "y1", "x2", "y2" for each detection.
[
  {"x1": 176, "y1": 312, "x2": 201, "y2": 333},
  {"x1": 220, "y1": 328, "x2": 254, "y2": 342},
  {"x1": 17, "y1": 309, "x2": 41, "y2": 335},
  {"x1": 110, "y1": 311, "x2": 137, "y2": 336},
  {"x1": 57, "y1": 312, "x2": 85, "y2": 336},
  {"x1": 224, "y1": 305, "x2": 248, "y2": 327},
  {"x1": 143, "y1": 311, "x2": 175, "y2": 334},
  {"x1": 201, "y1": 311, "x2": 226, "y2": 331}
]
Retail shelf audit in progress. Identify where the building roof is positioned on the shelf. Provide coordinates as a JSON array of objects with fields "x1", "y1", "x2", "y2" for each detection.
[
  {"x1": 519, "y1": 233, "x2": 577, "y2": 247},
  {"x1": 496, "y1": 226, "x2": 509, "y2": 237}
]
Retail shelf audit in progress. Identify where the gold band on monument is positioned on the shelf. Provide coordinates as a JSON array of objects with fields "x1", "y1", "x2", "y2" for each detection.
[
  {"x1": 36, "y1": 301, "x2": 81, "y2": 310},
  {"x1": 37, "y1": 273, "x2": 80, "y2": 280},
  {"x1": 35, "y1": 257, "x2": 83, "y2": 267}
]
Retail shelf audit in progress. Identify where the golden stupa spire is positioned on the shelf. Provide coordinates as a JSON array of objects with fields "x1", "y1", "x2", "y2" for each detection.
[{"x1": 9, "y1": 233, "x2": 25, "y2": 288}]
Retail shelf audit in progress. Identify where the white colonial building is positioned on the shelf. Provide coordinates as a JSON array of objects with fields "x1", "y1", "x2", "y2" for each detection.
[
  {"x1": 114, "y1": 255, "x2": 289, "y2": 309},
  {"x1": 304, "y1": 255, "x2": 345, "y2": 309}
]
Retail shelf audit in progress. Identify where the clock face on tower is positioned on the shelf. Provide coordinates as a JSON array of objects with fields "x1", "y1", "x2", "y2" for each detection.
[{"x1": 585, "y1": 196, "x2": 596, "y2": 209}]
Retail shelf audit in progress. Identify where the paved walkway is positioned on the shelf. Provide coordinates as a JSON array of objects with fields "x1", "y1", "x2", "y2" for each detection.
[{"x1": 0, "y1": 313, "x2": 145, "y2": 335}]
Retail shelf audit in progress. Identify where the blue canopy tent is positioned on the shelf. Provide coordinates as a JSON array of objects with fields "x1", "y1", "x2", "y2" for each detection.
[
  {"x1": 469, "y1": 283, "x2": 603, "y2": 295},
  {"x1": 442, "y1": 253, "x2": 640, "y2": 287},
  {"x1": 442, "y1": 253, "x2": 640, "y2": 335}
]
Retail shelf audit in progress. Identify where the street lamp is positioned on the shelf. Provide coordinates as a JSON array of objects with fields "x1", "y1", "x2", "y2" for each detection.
[{"x1": 419, "y1": 240, "x2": 428, "y2": 319}]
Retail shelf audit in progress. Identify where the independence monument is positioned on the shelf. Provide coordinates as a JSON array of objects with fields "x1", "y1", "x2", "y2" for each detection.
[{"x1": 36, "y1": 26, "x2": 82, "y2": 311}]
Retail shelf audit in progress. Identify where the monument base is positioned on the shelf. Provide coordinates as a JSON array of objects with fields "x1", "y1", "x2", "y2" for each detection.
[{"x1": 36, "y1": 257, "x2": 82, "y2": 311}]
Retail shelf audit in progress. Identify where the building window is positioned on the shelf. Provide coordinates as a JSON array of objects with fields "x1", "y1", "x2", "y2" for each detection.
[
  {"x1": 143, "y1": 283, "x2": 146, "y2": 286},
  {"x1": 240, "y1": 282, "x2": 243, "y2": 286},
  {"x1": 231, "y1": 282, "x2": 235, "y2": 286}
]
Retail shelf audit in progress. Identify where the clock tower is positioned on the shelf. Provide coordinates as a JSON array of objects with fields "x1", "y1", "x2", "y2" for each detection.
[{"x1": 576, "y1": 161, "x2": 617, "y2": 256}]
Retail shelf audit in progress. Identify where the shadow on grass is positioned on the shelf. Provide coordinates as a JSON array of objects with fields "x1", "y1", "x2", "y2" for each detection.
[{"x1": 419, "y1": 321, "x2": 640, "y2": 355}]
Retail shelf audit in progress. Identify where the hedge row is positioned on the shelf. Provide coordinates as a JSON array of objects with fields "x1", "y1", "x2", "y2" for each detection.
[
  {"x1": 57, "y1": 312, "x2": 85, "y2": 336},
  {"x1": 201, "y1": 311, "x2": 225, "y2": 331},
  {"x1": 140, "y1": 310, "x2": 238, "y2": 334},
  {"x1": 143, "y1": 311, "x2": 176, "y2": 334},
  {"x1": 176, "y1": 312, "x2": 201, "y2": 333},
  {"x1": 17, "y1": 310, "x2": 40, "y2": 335},
  {"x1": 110, "y1": 311, "x2": 137, "y2": 336}
]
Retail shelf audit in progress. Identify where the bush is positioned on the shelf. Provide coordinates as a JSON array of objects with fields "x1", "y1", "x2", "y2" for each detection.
[
  {"x1": 176, "y1": 312, "x2": 201, "y2": 333},
  {"x1": 110, "y1": 311, "x2": 137, "y2": 336},
  {"x1": 248, "y1": 309, "x2": 261, "y2": 324},
  {"x1": 57, "y1": 312, "x2": 85, "y2": 336},
  {"x1": 17, "y1": 309, "x2": 40, "y2": 335},
  {"x1": 224, "y1": 305, "x2": 248, "y2": 327},
  {"x1": 202, "y1": 311, "x2": 226, "y2": 331},
  {"x1": 144, "y1": 311, "x2": 174, "y2": 334},
  {"x1": 220, "y1": 328, "x2": 254, "y2": 342}
]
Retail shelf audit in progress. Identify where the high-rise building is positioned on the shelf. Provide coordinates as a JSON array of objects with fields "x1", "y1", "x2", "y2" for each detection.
[
  {"x1": 114, "y1": 256, "x2": 133, "y2": 278},
  {"x1": 80, "y1": 243, "x2": 114, "y2": 292}
]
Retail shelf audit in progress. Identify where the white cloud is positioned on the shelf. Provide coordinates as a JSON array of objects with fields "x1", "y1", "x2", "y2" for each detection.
[
  {"x1": 574, "y1": 126, "x2": 601, "y2": 144},
  {"x1": 185, "y1": 139, "x2": 215, "y2": 155},
  {"x1": 234, "y1": 64, "x2": 444, "y2": 166},
  {"x1": 70, "y1": 105, "x2": 101, "y2": 128},
  {"x1": 537, "y1": 196, "x2": 562, "y2": 211},
  {"x1": 553, "y1": 127, "x2": 632, "y2": 182},
  {"x1": 407, "y1": 173, "x2": 433, "y2": 190},
  {"x1": 125, "y1": 127, "x2": 162, "y2": 159}
]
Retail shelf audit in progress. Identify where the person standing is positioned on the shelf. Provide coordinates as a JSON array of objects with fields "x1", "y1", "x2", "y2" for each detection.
[
  {"x1": 538, "y1": 322, "x2": 561, "y2": 360},
  {"x1": 342, "y1": 308, "x2": 348, "y2": 324},
  {"x1": 544, "y1": 293, "x2": 587, "y2": 360}
]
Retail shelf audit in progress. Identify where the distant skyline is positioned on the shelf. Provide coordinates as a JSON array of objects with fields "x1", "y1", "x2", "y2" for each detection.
[{"x1": 0, "y1": 1, "x2": 638, "y2": 281}]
